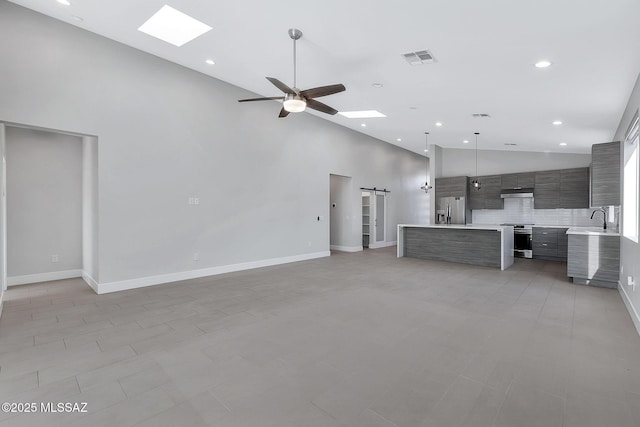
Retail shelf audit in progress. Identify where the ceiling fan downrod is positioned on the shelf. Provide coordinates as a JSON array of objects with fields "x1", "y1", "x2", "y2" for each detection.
[{"x1": 288, "y1": 28, "x2": 302, "y2": 90}]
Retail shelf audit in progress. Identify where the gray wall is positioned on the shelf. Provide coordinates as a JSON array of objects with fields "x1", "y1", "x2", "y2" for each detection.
[
  {"x1": 0, "y1": 124, "x2": 6, "y2": 300},
  {"x1": 5, "y1": 127, "x2": 83, "y2": 278},
  {"x1": 329, "y1": 174, "x2": 354, "y2": 249},
  {"x1": 0, "y1": 2, "x2": 426, "y2": 286},
  {"x1": 82, "y1": 136, "x2": 99, "y2": 284},
  {"x1": 614, "y1": 72, "x2": 640, "y2": 333},
  {"x1": 438, "y1": 147, "x2": 591, "y2": 178}
]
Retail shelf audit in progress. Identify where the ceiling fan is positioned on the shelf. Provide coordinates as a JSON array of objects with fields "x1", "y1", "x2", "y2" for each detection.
[{"x1": 238, "y1": 28, "x2": 346, "y2": 118}]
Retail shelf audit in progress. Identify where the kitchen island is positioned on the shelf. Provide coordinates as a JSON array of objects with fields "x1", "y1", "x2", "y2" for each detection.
[{"x1": 397, "y1": 224, "x2": 514, "y2": 270}]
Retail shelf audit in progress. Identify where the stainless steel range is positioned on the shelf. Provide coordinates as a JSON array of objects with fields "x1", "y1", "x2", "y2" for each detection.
[{"x1": 501, "y1": 224, "x2": 533, "y2": 259}]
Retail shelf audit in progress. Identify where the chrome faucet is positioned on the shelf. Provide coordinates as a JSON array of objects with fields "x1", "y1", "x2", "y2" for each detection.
[{"x1": 591, "y1": 208, "x2": 607, "y2": 230}]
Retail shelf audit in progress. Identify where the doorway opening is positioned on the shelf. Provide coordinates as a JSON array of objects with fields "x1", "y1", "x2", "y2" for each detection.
[
  {"x1": 330, "y1": 174, "x2": 360, "y2": 252},
  {"x1": 0, "y1": 123, "x2": 98, "y2": 300}
]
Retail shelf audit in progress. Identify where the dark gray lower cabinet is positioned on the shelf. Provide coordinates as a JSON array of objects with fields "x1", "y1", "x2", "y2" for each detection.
[
  {"x1": 404, "y1": 227, "x2": 501, "y2": 268},
  {"x1": 567, "y1": 234, "x2": 620, "y2": 288},
  {"x1": 532, "y1": 227, "x2": 569, "y2": 261}
]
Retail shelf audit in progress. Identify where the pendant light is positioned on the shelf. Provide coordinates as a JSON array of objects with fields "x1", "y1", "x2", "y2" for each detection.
[
  {"x1": 420, "y1": 132, "x2": 432, "y2": 193},
  {"x1": 471, "y1": 132, "x2": 481, "y2": 190}
]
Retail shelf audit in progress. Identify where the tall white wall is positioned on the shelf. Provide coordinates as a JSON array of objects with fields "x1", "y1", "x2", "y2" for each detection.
[
  {"x1": 0, "y1": 123, "x2": 6, "y2": 312},
  {"x1": 439, "y1": 147, "x2": 591, "y2": 178},
  {"x1": 614, "y1": 72, "x2": 640, "y2": 334},
  {"x1": 5, "y1": 127, "x2": 83, "y2": 281},
  {"x1": 82, "y1": 136, "x2": 99, "y2": 287},
  {"x1": 0, "y1": 2, "x2": 426, "y2": 291}
]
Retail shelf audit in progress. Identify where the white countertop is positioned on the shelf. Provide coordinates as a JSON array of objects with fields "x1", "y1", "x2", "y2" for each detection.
[
  {"x1": 399, "y1": 224, "x2": 512, "y2": 232},
  {"x1": 566, "y1": 227, "x2": 620, "y2": 236}
]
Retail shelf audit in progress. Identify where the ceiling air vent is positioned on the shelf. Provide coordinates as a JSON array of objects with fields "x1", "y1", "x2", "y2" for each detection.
[
  {"x1": 504, "y1": 143, "x2": 517, "y2": 146},
  {"x1": 472, "y1": 113, "x2": 491, "y2": 118},
  {"x1": 402, "y1": 50, "x2": 435, "y2": 65}
]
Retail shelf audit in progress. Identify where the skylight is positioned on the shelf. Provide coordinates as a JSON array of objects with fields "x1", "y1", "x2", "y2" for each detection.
[
  {"x1": 338, "y1": 110, "x2": 386, "y2": 119},
  {"x1": 138, "y1": 5, "x2": 212, "y2": 47}
]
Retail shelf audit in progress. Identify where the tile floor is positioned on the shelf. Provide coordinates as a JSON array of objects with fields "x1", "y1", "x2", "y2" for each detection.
[{"x1": 0, "y1": 247, "x2": 639, "y2": 426}]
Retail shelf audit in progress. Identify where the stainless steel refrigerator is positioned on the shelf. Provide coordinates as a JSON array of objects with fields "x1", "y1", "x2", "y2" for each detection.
[{"x1": 437, "y1": 196, "x2": 467, "y2": 224}]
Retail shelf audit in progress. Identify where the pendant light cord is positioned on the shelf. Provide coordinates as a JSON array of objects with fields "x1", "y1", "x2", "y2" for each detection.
[
  {"x1": 425, "y1": 132, "x2": 429, "y2": 178},
  {"x1": 474, "y1": 132, "x2": 479, "y2": 179}
]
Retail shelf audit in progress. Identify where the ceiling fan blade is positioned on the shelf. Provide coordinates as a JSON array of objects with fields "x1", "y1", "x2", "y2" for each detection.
[
  {"x1": 238, "y1": 96, "x2": 283, "y2": 102},
  {"x1": 278, "y1": 107, "x2": 290, "y2": 118},
  {"x1": 300, "y1": 84, "x2": 346, "y2": 99},
  {"x1": 306, "y1": 99, "x2": 338, "y2": 115},
  {"x1": 266, "y1": 77, "x2": 295, "y2": 94}
]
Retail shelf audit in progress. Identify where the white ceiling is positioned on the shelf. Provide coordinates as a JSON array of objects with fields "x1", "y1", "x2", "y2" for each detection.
[{"x1": 8, "y1": 0, "x2": 640, "y2": 155}]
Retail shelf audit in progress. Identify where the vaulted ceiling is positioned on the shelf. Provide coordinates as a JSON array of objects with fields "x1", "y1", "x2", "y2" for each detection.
[{"x1": 8, "y1": 0, "x2": 640, "y2": 154}]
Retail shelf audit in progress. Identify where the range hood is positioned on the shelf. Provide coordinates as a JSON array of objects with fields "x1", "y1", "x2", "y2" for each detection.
[{"x1": 500, "y1": 188, "x2": 534, "y2": 198}]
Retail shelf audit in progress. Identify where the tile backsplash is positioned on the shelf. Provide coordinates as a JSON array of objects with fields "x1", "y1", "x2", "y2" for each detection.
[{"x1": 472, "y1": 198, "x2": 618, "y2": 227}]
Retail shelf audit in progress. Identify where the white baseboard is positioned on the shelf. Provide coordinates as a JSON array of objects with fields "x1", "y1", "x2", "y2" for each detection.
[
  {"x1": 619, "y1": 281, "x2": 640, "y2": 337},
  {"x1": 96, "y1": 251, "x2": 331, "y2": 294},
  {"x1": 330, "y1": 245, "x2": 363, "y2": 252},
  {"x1": 82, "y1": 271, "x2": 99, "y2": 294},
  {"x1": 7, "y1": 269, "x2": 83, "y2": 286},
  {"x1": 368, "y1": 241, "x2": 397, "y2": 249}
]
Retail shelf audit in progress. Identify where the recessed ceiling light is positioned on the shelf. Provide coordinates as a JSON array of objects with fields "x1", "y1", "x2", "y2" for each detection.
[
  {"x1": 559, "y1": 142, "x2": 567, "y2": 146},
  {"x1": 138, "y1": 5, "x2": 212, "y2": 47},
  {"x1": 372, "y1": 83, "x2": 383, "y2": 88},
  {"x1": 535, "y1": 60, "x2": 552, "y2": 68},
  {"x1": 205, "y1": 59, "x2": 215, "y2": 65},
  {"x1": 463, "y1": 140, "x2": 469, "y2": 144},
  {"x1": 552, "y1": 120, "x2": 562, "y2": 125},
  {"x1": 57, "y1": 0, "x2": 71, "y2": 5},
  {"x1": 360, "y1": 123, "x2": 366, "y2": 127},
  {"x1": 435, "y1": 122, "x2": 443, "y2": 127},
  {"x1": 338, "y1": 110, "x2": 386, "y2": 118},
  {"x1": 424, "y1": 149, "x2": 428, "y2": 152},
  {"x1": 396, "y1": 138, "x2": 402, "y2": 142}
]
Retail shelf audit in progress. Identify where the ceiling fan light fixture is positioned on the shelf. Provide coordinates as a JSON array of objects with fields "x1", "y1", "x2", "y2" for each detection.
[{"x1": 283, "y1": 94, "x2": 306, "y2": 113}]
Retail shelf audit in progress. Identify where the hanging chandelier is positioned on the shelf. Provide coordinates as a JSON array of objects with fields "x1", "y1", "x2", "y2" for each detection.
[
  {"x1": 420, "y1": 132, "x2": 432, "y2": 193},
  {"x1": 471, "y1": 132, "x2": 481, "y2": 190}
]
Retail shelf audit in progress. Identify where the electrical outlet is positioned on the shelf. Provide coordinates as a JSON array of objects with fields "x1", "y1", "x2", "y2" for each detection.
[
  {"x1": 193, "y1": 197, "x2": 199, "y2": 205},
  {"x1": 51, "y1": 254, "x2": 59, "y2": 263},
  {"x1": 193, "y1": 252, "x2": 199, "y2": 261},
  {"x1": 628, "y1": 276, "x2": 636, "y2": 291}
]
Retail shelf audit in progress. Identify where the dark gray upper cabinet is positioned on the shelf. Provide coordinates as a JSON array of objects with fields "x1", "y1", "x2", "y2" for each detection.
[
  {"x1": 501, "y1": 174, "x2": 518, "y2": 189},
  {"x1": 533, "y1": 168, "x2": 589, "y2": 209},
  {"x1": 435, "y1": 176, "x2": 468, "y2": 200},
  {"x1": 560, "y1": 168, "x2": 590, "y2": 209},
  {"x1": 501, "y1": 172, "x2": 534, "y2": 189},
  {"x1": 468, "y1": 175, "x2": 503, "y2": 210},
  {"x1": 468, "y1": 177, "x2": 485, "y2": 210},
  {"x1": 591, "y1": 141, "x2": 621, "y2": 207},
  {"x1": 516, "y1": 172, "x2": 535, "y2": 188},
  {"x1": 483, "y1": 175, "x2": 504, "y2": 209},
  {"x1": 534, "y1": 170, "x2": 560, "y2": 209}
]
